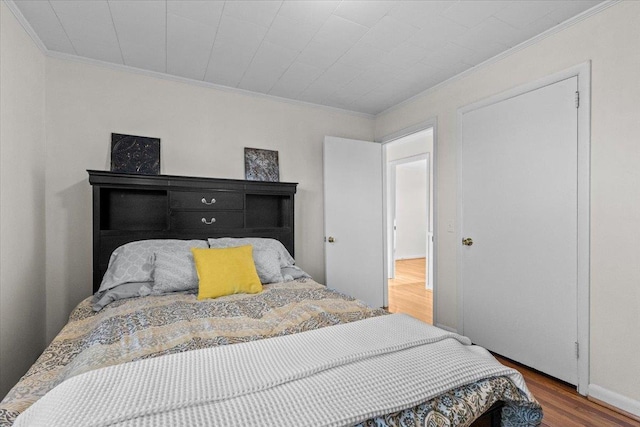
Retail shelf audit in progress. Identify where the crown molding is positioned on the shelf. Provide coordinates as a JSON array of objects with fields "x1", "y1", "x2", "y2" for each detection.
[
  {"x1": 3, "y1": 0, "x2": 374, "y2": 120},
  {"x1": 376, "y1": 0, "x2": 620, "y2": 118},
  {"x1": 45, "y1": 50, "x2": 375, "y2": 119}
]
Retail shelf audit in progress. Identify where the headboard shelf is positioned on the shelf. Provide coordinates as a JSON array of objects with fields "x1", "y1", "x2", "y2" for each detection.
[{"x1": 89, "y1": 170, "x2": 297, "y2": 293}]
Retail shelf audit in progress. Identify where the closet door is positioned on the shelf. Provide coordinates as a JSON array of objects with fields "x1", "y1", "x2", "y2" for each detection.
[{"x1": 460, "y1": 77, "x2": 579, "y2": 384}]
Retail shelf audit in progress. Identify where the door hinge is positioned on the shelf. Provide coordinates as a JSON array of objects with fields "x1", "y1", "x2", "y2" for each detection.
[
  {"x1": 575, "y1": 341, "x2": 579, "y2": 358},
  {"x1": 575, "y1": 91, "x2": 580, "y2": 109}
]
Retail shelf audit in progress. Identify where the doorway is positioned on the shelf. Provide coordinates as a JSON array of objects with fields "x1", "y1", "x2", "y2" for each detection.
[{"x1": 384, "y1": 129, "x2": 434, "y2": 324}]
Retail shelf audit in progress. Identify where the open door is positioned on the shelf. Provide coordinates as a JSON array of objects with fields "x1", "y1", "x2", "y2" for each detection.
[{"x1": 323, "y1": 136, "x2": 384, "y2": 308}]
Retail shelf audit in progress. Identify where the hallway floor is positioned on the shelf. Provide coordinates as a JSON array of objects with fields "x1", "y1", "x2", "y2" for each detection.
[{"x1": 387, "y1": 258, "x2": 432, "y2": 324}]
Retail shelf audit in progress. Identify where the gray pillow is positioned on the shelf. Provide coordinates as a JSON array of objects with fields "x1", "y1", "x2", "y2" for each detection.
[
  {"x1": 152, "y1": 249, "x2": 199, "y2": 294},
  {"x1": 92, "y1": 282, "x2": 152, "y2": 311},
  {"x1": 207, "y1": 237, "x2": 295, "y2": 267},
  {"x1": 252, "y1": 248, "x2": 285, "y2": 284},
  {"x1": 95, "y1": 239, "x2": 208, "y2": 299}
]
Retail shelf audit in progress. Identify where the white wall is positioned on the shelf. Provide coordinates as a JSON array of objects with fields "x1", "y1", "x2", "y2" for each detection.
[
  {"x1": 44, "y1": 57, "x2": 374, "y2": 341},
  {"x1": 375, "y1": 0, "x2": 640, "y2": 408},
  {"x1": 0, "y1": 2, "x2": 46, "y2": 397},
  {"x1": 394, "y1": 160, "x2": 427, "y2": 260}
]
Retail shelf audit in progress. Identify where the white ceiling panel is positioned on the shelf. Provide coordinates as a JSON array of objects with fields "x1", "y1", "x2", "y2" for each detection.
[
  {"x1": 13, "y1": 1, "x2": 75, "y2": 54},
  {"x1": 166, "y1": 1, "x2": 224, "y2": 27},
  {"x1": 455, "y1": 17, "x2": 520, "y2": 50},
  {"x1": 264, "y1": 14, "x2": 318, "y2": 52},
  {"x1": 278, "y1": 61, "x2": 324, "y2": 84},
  {"x1": 387, "y1": 1, "x2": 453, "y2": 29},
  {"x1": 223, "y1": 0, "x2": 282, "y2": 28},
  {"x1": 296, "y1": 39, "x2": 350, "y2": 69},
  {"x1": 277, "y1": 0, "x2": 339, "y2": 28},
  {"x1": 49, "y1": 1, "x2": 117, "y2": 45},
  {"x1": 108, "y1": 1, "x2": 165, "y2": 45},
  {"x1": 442, "y1": 1, "x2": 508, "y2": 28},
  {"x1": 358, "y1": 16, "x2": 420, "y2": 53},
  {"x1": 313, "y1": 15, "x2": 368, "y2": 46},
  {"x1": 464, "y1": 41, "x2": 511, "y2": 67},
  {"x1": 407, "y1": 17, "x2": 468, "y2": 50},
  {"x1": 333, "y1": 1, "x2": 395, "y2": 28},
  {"x1": 109, "y1": 1, "x2": 165, "y2": 71},
  {"x1": 216, "y1": 14, "x2": 267, "y2": 50},
  {"x1": 167, "y1": 12, "x2": 217, "y2": 80},
  {"x1": 248, "y1": 41, "x2": 298, "y2": 74},
  {"x1": 269, "y1": 62, "x2": 323, "y2": 98},
  {"x1": 494, "y1": 1, "x2": 561, "y2": 28},
  {"x1": 380, "y1": 43, "x2": 429, "y2": 69},
  {"x1": 238, "y1": 65, "x2": 285, "y2": 94},
  {"x1": 320, "y1": 63, "x2": 365, "y2": 86},
  {"x1": 239, "y1": 41, "x2": 298, "y2": 93},
  {"x1": 14, "y1": 0, "x2": 604, "y2": 115},
  {"x1": 396, "y1": 62, "x2": 446, "y2": 86},
  {"x1": 120, "y1": 42, "x2": 166, "y2": 73},
  {"x1": 49, "y1": 0, "x2": 123, "y2": 63},
  {"x1": 336, "y1": 42, "x2": 386, "y2": 70},
  {"x1": 297, "y1": 80, "x2": 333, "y2": 105},
  {"x1": 204, "y1": 41, "x2": 255, "y2": 87}
]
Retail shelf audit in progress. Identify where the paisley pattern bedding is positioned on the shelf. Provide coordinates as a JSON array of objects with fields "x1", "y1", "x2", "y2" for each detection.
[{"x1": 0, "y1": 279, "x2": 541, "y2": 426}]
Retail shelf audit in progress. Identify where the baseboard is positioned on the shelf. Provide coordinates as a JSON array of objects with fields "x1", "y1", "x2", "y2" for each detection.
[
  {"x1": 588, "y1": 384, "x2": 640, "y2": 421},
  {"x1": 395, "y1": 255, "x2": 426, "y2": 261}
]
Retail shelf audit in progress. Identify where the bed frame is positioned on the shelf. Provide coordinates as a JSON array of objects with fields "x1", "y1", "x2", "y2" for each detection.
[
  {"x1": 88, "y1": 170, "x2": 297, "y2": 293},
  {"x1": 88, "y1": 169, "x2": 504, "y2": 425}
]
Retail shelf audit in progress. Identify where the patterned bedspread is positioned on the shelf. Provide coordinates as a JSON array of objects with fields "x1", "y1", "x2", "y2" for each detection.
[{"x1": 0, "y1": 279, "x2": 541, "y2": 426}]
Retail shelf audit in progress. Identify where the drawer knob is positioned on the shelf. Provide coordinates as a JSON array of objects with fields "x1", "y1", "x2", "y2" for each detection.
[
  {"x1": 201, "y1": 217, "x2": 216, "y2": 225},
  {"x1": 201, "y1": 197, "x2": 216, "y2": 205}
]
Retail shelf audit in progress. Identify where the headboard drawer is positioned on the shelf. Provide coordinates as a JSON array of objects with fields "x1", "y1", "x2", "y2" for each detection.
[
  {"x1": 170, "y1": 211, "x2": 244, "y2": 230},
  {"x1": 170, "y1": 190, "x2": 243, "y2": 210}
]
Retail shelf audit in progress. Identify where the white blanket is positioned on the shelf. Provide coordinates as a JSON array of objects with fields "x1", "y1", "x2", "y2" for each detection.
[{"x1": 15, "y1": 314, "x2": 530, "y2": 427}]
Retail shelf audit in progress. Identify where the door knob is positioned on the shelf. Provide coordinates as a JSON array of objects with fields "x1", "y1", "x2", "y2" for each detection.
[
  {"x1": 462, "y1": 237, "x2": 473, "y2": 246},
  {"x1": 327, "y1": 236, "x2": 335, "y2": 243}
]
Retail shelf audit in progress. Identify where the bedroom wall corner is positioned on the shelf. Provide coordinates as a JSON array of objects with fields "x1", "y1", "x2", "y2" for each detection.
[{"x1": 0, "y1": 1, "x2": 47, "y2": 398}]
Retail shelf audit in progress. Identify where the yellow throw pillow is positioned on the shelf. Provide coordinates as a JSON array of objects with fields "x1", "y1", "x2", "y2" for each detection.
[{"x1": 191, "y1": 245, "x2": 262, "y2": 300}]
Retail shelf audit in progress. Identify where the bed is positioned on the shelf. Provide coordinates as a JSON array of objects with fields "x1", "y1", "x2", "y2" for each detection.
[{"x1": 0, "y1": 171, "x2": 542, "y2": 426}]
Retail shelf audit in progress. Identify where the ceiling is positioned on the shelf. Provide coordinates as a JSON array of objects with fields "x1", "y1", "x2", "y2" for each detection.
[{"x1": 13, "y1": 0, "x2": 602, "y2": 115}]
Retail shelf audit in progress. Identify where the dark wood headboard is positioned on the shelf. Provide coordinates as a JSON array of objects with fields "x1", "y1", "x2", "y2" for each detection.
[{"x1": 88, "y1": 170, "x2": 297, "y2": 293}]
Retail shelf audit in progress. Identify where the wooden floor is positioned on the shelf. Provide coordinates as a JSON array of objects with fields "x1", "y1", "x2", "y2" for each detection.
[
  {"x1": 388, "y1": 259, "x2": 639, "y2": 426},
  {"x1": 387, "y1": 258, "x2": 432, "y2": 324},
  {"x1": 496, "y1": 356, "x2": 640, "y2": 426}
]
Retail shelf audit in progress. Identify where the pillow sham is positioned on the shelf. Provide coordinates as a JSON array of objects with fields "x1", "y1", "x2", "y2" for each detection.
[
  {"x1": 192, "y1": 246, "x2": 262, "y2": 300},
  {"x1": 152, "y1": 249, "x2": 199, "y2": 294},
  {"x1": 250, "y1": 248, "x2": 284, "y2": 284},
  {"x1": 207, "y1": 237, "x2": 295, "y2": 267},
  {"x1": 92, "y1": 282, "x2": 152, "y2": 312},
  {"x1": 95, "y1": 239, "x2": 208, "y2": 299}
]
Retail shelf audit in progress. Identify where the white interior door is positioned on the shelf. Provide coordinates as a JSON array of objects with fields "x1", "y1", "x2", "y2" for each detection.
[
  {"x1": 460, "y1": 77, "x2": 579, "y2": 384},
  {"x1": 324, "y1": 136, "x2": 384, "y2": 308}
]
